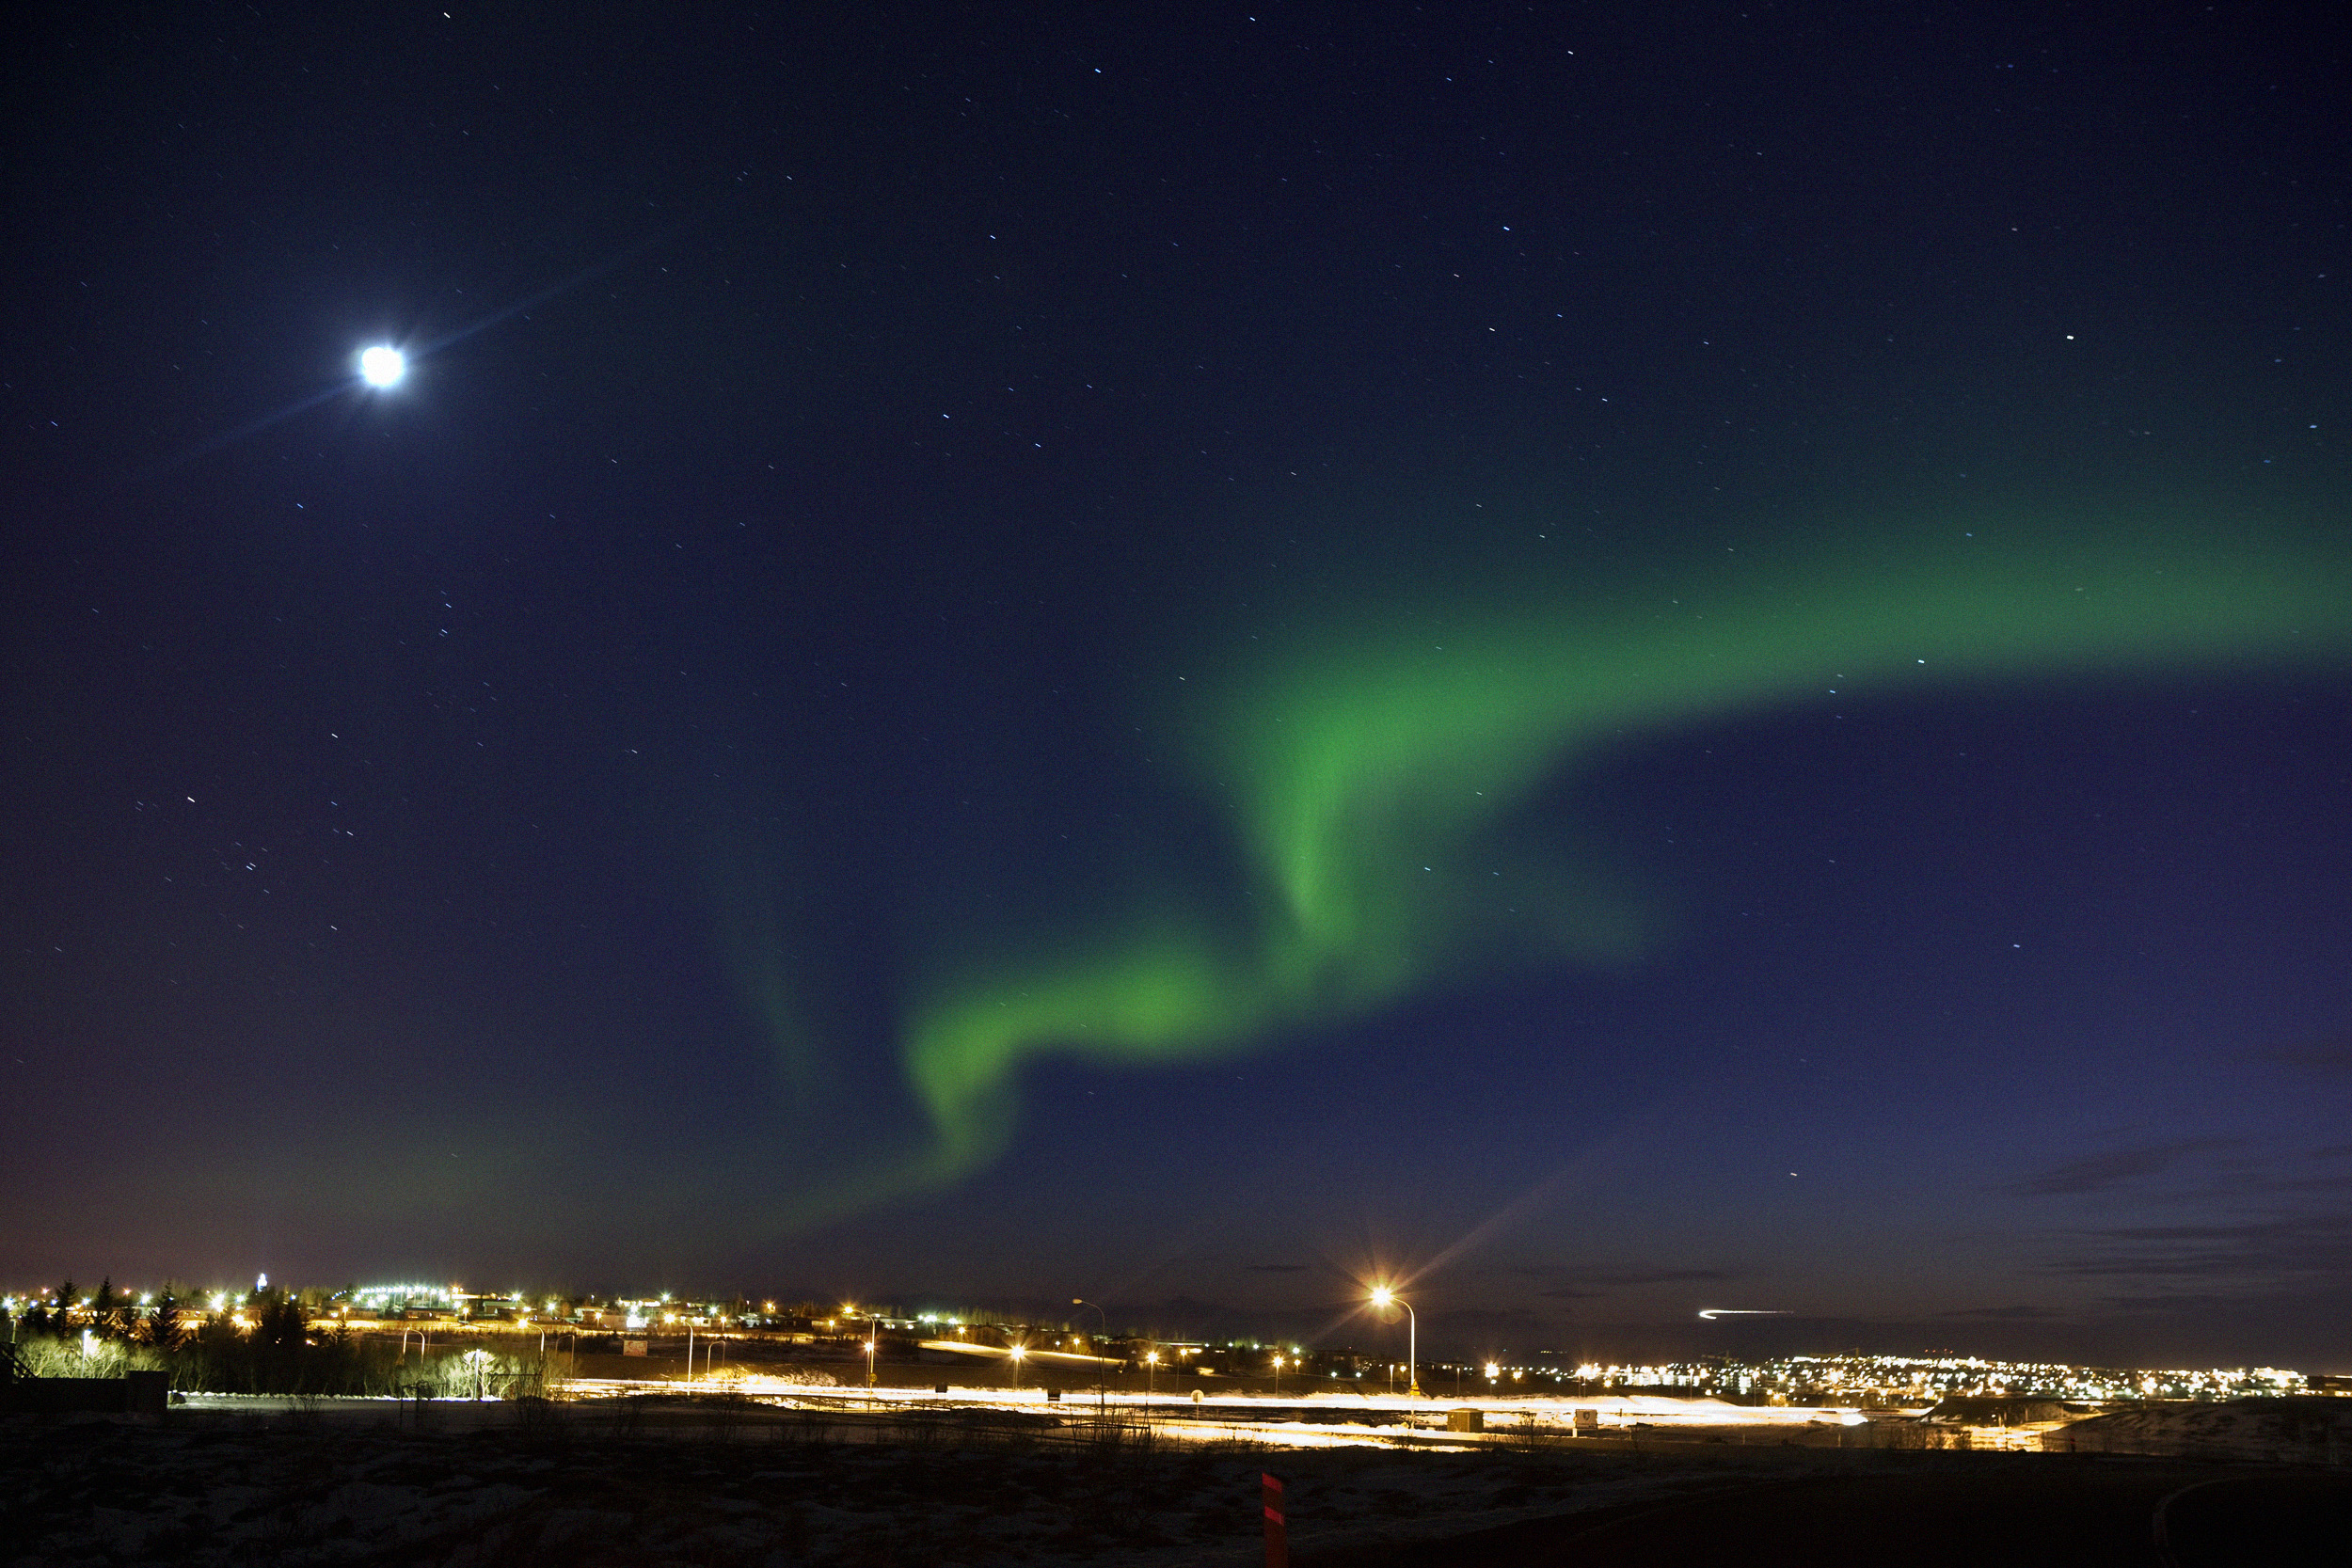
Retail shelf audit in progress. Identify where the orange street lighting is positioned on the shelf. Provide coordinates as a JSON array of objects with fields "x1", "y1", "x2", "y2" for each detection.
[
  {"x1": 1073, "y1": 1297, "x2": 1109, "y2": 1416},
  {"x1": 1370, "y1": 1286, "x2": 1422, "y2": 1398}
]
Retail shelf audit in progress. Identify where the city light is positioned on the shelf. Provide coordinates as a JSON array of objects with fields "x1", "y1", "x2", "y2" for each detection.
[
  {"x1": 7, "y1": 1277, "x2": 2326, "y2": 1429},
  {"x1": 1368, "y1": 1285, "x2": 1422, "y2": 1398}
]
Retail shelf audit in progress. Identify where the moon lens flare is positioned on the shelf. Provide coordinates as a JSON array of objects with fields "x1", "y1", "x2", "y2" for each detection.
[{"x1": 357, "y1": 345, "x2": 406, "y2": 388}]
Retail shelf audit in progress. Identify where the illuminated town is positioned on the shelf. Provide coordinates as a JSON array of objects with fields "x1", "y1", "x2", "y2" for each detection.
[
  {"x1": 9, "y1": 1274, "x2": 2347, "y2": 1562},
  {"x1": 6, "y1": 1278, "x2": 2336, "y2": 1414}
]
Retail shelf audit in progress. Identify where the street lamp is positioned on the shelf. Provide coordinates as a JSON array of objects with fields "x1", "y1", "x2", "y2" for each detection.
[
  {"x1": 1272, "y1": 1353, "x2": 1284, "y2": 1398},
  {"x1": 1369, "y1": 1287, "x2": 1421, "y2": 1398},
  {"x1": 1008, "y1": 1342, "x2": 1026, "y2": 1391},
  {"x1": 1143, "y1": 1350, "x2": 1159, "y2": 1413},
  {"x1": 1072, "y1": 1298, "x2": 1109, "y2": 1417},
  {"x1": 843, "y1": 1304, "x2": 878, "y2": 1392}
]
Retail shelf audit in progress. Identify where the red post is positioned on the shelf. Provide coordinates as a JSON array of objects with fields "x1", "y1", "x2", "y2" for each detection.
[{"x1": 1263, "y1": 1471, "x2": 1287, "y2": 1568}]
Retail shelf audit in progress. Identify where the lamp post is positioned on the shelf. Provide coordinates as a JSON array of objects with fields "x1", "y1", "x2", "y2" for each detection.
[
  {"x1": 1369, "y1": 1287, "x2": 1421, "y2": 1398},
  {"x1": 1272, "y1": 1353, "x2": 1284, "y2": 1399},
  {"x1": 1072, "y1": 1298, "x2": 1108, "y2": 1418},
  {"x1": 1009, "y1": 1342, "x2": 1026, "y2": 1392},
  {"x1": 1143, "y1": 1350, "x2": 1159, "y2": 1414}
]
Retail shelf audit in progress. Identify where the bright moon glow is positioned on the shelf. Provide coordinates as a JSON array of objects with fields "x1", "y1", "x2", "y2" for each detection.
[{"x1": 358, "y1": 346, "x2": 405, "y2": 388}]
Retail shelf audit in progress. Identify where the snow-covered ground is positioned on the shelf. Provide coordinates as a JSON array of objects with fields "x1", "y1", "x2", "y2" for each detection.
[
  {"x1": 17, "y1": 1391, "x2": 2341, "y2": 1565},
  {"x1": 2047, "y1": 1396, "x2": 2352, "y2": 1465},
  {"x1": 2, "y1": 1400, "x2": 1790, "y2": 1566},
  {"x1": 564, "y1": 1374, "x2": 1897, "y2": 1438}
]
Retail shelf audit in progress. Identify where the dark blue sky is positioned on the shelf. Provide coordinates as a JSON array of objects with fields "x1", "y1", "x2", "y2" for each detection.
[{"x1": 6, "y1": 2, "x2": 2347, "y2": 1369}]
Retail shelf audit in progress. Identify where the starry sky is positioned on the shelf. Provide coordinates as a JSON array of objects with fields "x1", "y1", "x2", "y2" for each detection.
[{"x1": 6, "y1": 3, "x2": 2348, "y2": 1370}]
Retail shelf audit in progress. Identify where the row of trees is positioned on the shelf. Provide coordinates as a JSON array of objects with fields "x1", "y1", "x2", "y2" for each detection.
[
  {"x1": 7, "y1": 1280, "x2": 549, "y2": 1397},
  {"x1": 11, "y1": 1277, "x2": 188, "y2": 1346}
]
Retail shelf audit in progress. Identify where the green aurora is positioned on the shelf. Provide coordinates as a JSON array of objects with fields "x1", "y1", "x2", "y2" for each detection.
[{"x1": 799, "y1": 513, "x2": 2352, "y2": 1215}]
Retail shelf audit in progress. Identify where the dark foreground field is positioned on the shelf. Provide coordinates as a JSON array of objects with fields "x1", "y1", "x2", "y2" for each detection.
[
  {"x1": 4, "y1": 1400, "x2": 2344, "y2": 1566},
  {"x1": 1295, "y1": 1464, "x2": 2351, "y2": 1567}
]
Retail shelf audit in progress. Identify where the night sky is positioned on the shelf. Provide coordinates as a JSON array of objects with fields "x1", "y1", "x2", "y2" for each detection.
[{"x1": 7, "y1": 3, "x2": 2348, "y2": 1370}]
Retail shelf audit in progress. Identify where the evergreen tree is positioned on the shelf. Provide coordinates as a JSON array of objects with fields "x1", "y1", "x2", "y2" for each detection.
[
  {"x1": 92, "y1": 1278, "x2": 120, "y2": 1339},
  {"x1": 256, "y1": 1291, "x2": 305, "y2": 1352},
  {"x1": 52, "y1": 1280, "x2": 77, "y2": 1338},
  {"x1": 254, "y1": 1291, "x2": 307, "y2": 1391},
  {"x1": 147, "y1": 1293, "x2": 183, "y2": 1354}
]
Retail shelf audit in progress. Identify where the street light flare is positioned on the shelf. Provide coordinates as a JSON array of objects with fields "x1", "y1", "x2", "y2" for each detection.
[{"x1": 1367, "y1": 1285, "x2": 1421, "y2": 1397}]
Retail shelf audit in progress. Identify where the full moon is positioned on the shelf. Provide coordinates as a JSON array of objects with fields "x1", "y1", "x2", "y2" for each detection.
[{"x1": 358, "y1": 345, "x2": 406, "y2": 388}]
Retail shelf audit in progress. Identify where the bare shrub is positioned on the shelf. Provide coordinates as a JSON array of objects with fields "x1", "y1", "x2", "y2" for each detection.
[
  {"x1": 770, "y1": 1366, "x2": 841, "y2": 1388},
  {"x1": 15, "y1": 1338, "x2": 168, "y2": 1379}
]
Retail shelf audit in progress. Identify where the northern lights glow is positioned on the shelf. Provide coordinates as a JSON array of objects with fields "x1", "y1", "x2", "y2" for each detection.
[{"x1": 872, "y1": 515, "x2": 2352, "y2": 1202}]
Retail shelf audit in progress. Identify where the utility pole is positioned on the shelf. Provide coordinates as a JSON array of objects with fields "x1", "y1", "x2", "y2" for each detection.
[{"x1": 1073, "y1": 1299, "x2": 1109, "y2": 1418}]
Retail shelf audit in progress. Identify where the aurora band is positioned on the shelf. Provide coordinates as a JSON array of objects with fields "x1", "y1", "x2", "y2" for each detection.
[{"x1": 856, "y1": 517, "x2": 2352, "y2": 1204}]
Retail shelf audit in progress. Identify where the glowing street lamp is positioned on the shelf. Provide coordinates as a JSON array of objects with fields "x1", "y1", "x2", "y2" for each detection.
[
  {"x1": 1272, "y1": 1353, "x2": 1285, "y2": 1397},
  {"x1": 1008, "y1": 1342, "x2": 1026, "y2": 1391},
  {"x1": 1369, "y1": 1286, "x2": 1422, "y2": 1398},
  {"x1": 1073, "y1": 1297, "x2": 1109, "y2": 1416},
  {"x1": 1143, "y1": 1349, "x2": 1159, "y2": 1411},
  {"x1": 838, "y1": 1303, "x2": 880, "y2": 1391}
]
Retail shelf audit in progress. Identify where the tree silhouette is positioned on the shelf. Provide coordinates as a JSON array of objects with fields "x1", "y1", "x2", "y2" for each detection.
[
  {"x1": 92, "y1": 1278, "x2": 122, "y2": 1340},
  {"x1": 147, "y1": 1293, "x2": 184, "y2": 1354}
]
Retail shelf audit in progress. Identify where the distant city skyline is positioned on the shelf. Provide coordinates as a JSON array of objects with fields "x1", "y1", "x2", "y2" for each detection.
[
  {"x1": 15, "y1": 1277, "x2": 2334, "y2": 1410},
  {"x1": 10, "y1": 1266, "x2": 2345, "y2": 1378}
]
